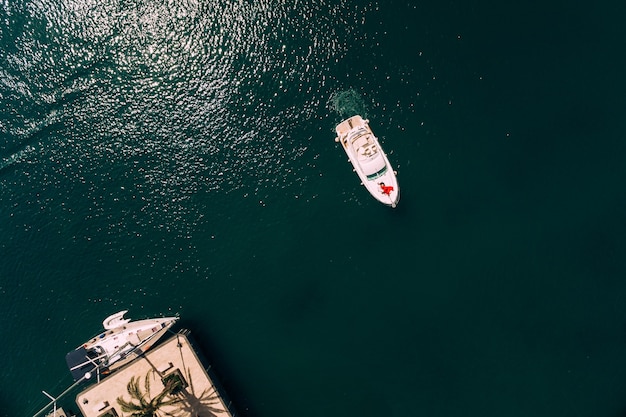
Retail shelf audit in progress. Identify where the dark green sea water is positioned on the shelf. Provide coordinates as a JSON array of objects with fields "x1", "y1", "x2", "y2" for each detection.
[{"x1": 2, "y1": 1, "x2": 626, "y2": 416}]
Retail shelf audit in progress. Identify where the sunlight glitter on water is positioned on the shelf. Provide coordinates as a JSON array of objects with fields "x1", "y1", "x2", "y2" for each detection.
[{"x1": 1, "y1": 0, "x2": 378, "y2": 248}]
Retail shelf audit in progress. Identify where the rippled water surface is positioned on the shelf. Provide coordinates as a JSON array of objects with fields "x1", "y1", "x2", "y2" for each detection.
[
  {"x1": 2, "y1": 0, "x2": 370, "y2": 214},
  {"x1": 3, "y1": 1, "x2": 626, "y2": 417}
]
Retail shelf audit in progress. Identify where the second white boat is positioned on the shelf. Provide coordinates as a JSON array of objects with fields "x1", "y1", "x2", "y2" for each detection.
[{"x1": 335, "y1": 115, "x2": 400, "y2": 207}]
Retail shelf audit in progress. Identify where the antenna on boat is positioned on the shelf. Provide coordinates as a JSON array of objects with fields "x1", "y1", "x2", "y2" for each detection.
[
  {"x1": 41, "y1": 391, "x2": 57, "y2": 417},
  {"x1": 32, "y1": 370, "x2": 92, "y2": 417},
  {"x1": 83, "y1": 355, "x2": 101, "y2": 383}
]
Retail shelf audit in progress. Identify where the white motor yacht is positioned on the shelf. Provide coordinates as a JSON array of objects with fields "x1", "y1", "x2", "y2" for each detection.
[
  {"x1": 65, "y1": 310, "x2": 178, "y2": 381},
  {"x1": 335, "y1": 115, "x2": 400, "y2": 207}
]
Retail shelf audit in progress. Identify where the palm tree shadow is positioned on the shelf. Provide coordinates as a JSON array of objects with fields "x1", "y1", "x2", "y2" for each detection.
[
  {"x1": 172, "y1": 382, "x2": 224, "y2": 417},
  {"x1": 128, "y1": 334, "x2": 228, "y2": 417},
  {"x1": 170, "y1": 334, "x2": 226, "y2": 417},
  {"x1": 174, "y1": 369, "x2": 225, "y2": 417}
]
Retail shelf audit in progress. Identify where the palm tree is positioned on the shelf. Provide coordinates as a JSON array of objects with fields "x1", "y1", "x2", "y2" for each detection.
[
  {"x1": 116, "y1": 371, "x2": 182, "y2": 417},
  {"x1": 123, "y1": 334, "x2": 228, "y2": 417}
]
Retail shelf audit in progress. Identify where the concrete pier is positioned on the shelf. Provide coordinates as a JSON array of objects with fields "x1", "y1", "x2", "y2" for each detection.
[{"x1": 75, "y1": 332, "x2": 235, "y2": 417}]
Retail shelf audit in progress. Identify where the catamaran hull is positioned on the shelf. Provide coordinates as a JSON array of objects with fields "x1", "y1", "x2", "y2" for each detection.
[{"x1": 66, "y1": 312, "x2": 178, "y2": 381}]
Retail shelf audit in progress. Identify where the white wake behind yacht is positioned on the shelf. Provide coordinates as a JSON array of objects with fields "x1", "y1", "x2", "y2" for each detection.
[
  {"x1": 335, "y1": 115, "x2": 400, "y2": 207},
  {"x1": 65, "y1": 310, "x2": 178, "y2": 381}
]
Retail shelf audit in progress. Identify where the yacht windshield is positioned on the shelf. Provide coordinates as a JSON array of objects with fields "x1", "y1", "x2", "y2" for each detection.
[{"x1": 366, "y1": 165, "x2": 388, "y2": 180}]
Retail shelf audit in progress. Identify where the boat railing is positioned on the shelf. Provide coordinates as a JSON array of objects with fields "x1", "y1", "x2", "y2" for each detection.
[{"x1": 31, "y1": 374, "x2": 91, "y2": 417}]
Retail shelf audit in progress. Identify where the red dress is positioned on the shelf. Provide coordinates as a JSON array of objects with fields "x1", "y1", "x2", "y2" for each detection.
[{"x1": 380, "y1": 184, "x2": 394, "y2": 195}]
